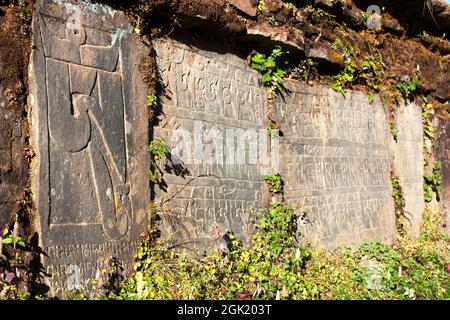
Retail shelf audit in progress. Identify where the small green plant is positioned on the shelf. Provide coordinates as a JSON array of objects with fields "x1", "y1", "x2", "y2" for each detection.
[
  {"x1": 368, "y1": 91, "x2": 375, "y2": 105},
  {"x1": 397, "y1": 78, "x2": 418, "y2": 100},
  {"x1": 331, "y1": 41, "x2": 356, "y2": 96},
  {"x1": 146, "y1": 95, "x2": 158, "y2": 108},
  {"x1": 424, "y1": 181, "x2": 433, "y2": 203},
  {"x1": 148, "y1": 137, "x2": 169, "y2": 183},
  {"x1": 331, "y1": 45, "x2": 385, "y2": 101},
  {"x1": 63, "y1": 289, "x2": 87, "y2": 300},
  {"x1": 251, "y1": 46, "x2": 289, "y2": 97},
  {"x1": 262, "y1": 172, "x2": 282, "y2": 194},
  {"x1": 0, "y1": 224, "x2": 29, "y2": 300},
  {"x1": 0, "y1": 284, "x2": 29, "y2": 300},
  {"x1": 390, "y1": 124, "x2": 399, "y2": 142},
  {"x1": 391, "y1": 177, "x2": 407, "y2": 236},
  {"x1": 424, "y1": 160, "x2": 442, "y2": 203},
  {"x1": 133, "y1": 17, "x2": 142, "y2": 35},
  {"x1": 421, "y1": 208, "x2": 449, "y2": 241},
  {"x1": 257, "y1": 201, "x2": 297, "y2": 257}
]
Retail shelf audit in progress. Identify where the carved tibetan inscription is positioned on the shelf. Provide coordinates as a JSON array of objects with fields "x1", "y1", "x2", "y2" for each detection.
[
  {"x1": 30, "y1": 0, "x2": 149, "y2": 294},
  {"x1": 275, "y1": 83, "x2": 396, "y2": 248},
  {"x1": 153, "y1": 38, "x2": 270, "y2": 251}
]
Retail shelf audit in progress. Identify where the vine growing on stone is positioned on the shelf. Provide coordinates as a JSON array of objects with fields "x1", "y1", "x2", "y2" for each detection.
[{"x1": 391, "y1": 176, "x2": 407, "y2": 236}]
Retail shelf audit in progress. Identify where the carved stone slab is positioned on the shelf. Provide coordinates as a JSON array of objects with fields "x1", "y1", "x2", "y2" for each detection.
[
  {"x1": 391, "y1": 102, "x2": 425, "y2": 236},
  {"x1": 29, "y1": 0, "x2": 149, "y2": 295},
  {"x1": 274, "y1": 83, "x2": 396, "y2": 248},
  {"x1": 153, "y1": 38, "x2": 269, "y2": 251}
]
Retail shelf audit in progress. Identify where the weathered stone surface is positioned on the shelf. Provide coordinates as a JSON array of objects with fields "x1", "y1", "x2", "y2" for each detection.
[
  {"x1": 29, "y1": 0, "x2": 149, "y2": 295},
  {"x1": 246, "y1": 20, "x2": 304, "y2": 51},
  {"x1": 436, "y1": 78, "x2": 450, "y2": 101},
  {"x1": 153, "y1": 37, "x2": 270, "y2": 251},
  {"x1": 153, "y1": 37, "x2": 429, "y2": 250},
  {"x1": 274, "y1": 85, "x2": 396, "y2": 248},
  {"x1": 382, "y1": 15, "x2": 405, "y2": 35},
  {"x1": 0, "y1": 6, "x2": 30, "y2": 231},
  {"x1": 226, "y1": 0, "x2": 257, "y2": 17},
  {"x1": 391, "y1": 102, "x2": 425, "y2": 236},
  {"x1": 436, "y1": 118, "x2": 450, "y2": 233}
]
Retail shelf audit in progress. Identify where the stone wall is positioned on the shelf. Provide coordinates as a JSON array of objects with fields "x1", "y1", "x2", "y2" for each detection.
[
  {"x1": 0, "y1": 3, "x2": 31, "y2": 228},
  {"x1": 1, "y1": 0, "x2": 432, "y2": 294}
]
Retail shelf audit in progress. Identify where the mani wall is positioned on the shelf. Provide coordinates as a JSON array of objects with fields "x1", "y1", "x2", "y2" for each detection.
[{"x1": 0, "y1": 0, "x2": 433, "y2": 294}]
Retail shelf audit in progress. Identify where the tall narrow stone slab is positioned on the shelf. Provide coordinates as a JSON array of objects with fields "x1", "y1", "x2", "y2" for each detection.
[
  {"x1": 29, "y1": 0, "x2": 149, "y2": 295},
  {"x1": 436, "y1": 119, "x2": 450, "y2": 233},
  {"x1": 274, "y1": 83, "x2": 396, "y2": 248}
]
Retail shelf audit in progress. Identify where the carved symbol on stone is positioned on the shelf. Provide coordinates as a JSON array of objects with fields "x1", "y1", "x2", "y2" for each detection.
[{"x1": 38, "y1": 13, "x2": 130, "y2": 240}]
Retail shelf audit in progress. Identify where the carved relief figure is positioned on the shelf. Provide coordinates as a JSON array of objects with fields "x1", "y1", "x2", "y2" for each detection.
[{"x1": 38, "y1": 11, "x2": 130, "y2": 240}]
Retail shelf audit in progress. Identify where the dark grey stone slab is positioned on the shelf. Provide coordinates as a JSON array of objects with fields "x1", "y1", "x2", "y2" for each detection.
[{"x1": 29, "y1": 0, "x2": 149, "y2": 295}]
